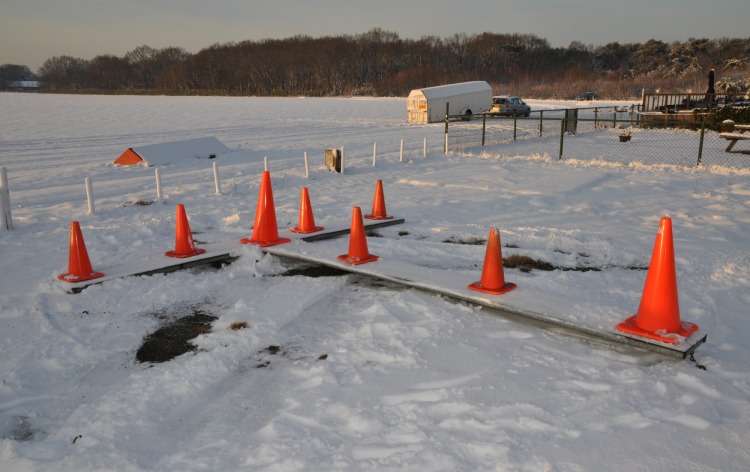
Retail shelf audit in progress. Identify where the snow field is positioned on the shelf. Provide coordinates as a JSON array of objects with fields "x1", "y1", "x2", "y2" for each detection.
[{"x1": 1, "y1": 93, "x2": 749, "y2": 471}]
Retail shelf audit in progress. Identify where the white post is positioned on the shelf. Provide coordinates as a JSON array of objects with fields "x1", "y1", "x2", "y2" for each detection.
[
  {"x1": 85, "y1": 177, "x2": 95, "y2": 215},
  {"x1": 0, "y1": 167, "x2": 12, "y2": 230},
  {"x1": 340, "y1": 146, "x2": 345, "y2": 174},
  {"x1": 304, "y1": 152, "x2": 309, "y2": 178},
  {"x1": 423, "y1": 137, "x2": 427, "y2": 159},
  {"x1": 399, "y1": 139, "x2": 404, "y2": 162},
  {"x1": 213, "y1": 161, "x2": 222, "y2": 195},
  {"x1": 372, "y1": 142, "x2": 377, "y2": 167},
  {"x1": 155, "y1": 167, "x2": 163, "y2": 203},
  {"x1": 444, "y1": 133, "x2": 449, "y2": 154},
  {"x1": 264, "y1": 156, "x2": 268, "y2": 172}
]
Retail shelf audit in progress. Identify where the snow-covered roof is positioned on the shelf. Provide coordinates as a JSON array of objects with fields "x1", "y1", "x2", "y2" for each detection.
[
  {"x1": 413, "y1": 81, "x2": 491, "y2": 100},
  {"x1": 125, "y1": 136, "x2": 230, "y2": 166}
]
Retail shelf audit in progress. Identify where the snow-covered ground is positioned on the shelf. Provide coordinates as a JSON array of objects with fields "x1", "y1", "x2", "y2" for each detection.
[{"x1": 1, "y1": 93, "x2": 749, "y2": 471}]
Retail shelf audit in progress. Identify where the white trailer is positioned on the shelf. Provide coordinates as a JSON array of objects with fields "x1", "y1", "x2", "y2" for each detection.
[{"x1": 407, "y1": 81, "x2": 492, "y2": 124}]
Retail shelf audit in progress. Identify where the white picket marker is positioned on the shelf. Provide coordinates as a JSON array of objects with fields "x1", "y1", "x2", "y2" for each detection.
[
  {"x1": 0, "y1": 167, "x2": 12, "y2": 230},
  {"x1": 340, "y1": 146, "x2": 345, "y2": 174},
  {"x1": 400, "y1": 139, "x2": 404, "y2": 162},
  {"x1": 213, "y1": 161, "x2": 222, "y2": 195},
  {"x1": 155, "y1": 168, "x2": 164, "y2": 203},
  {"x1": 304, "y1": 152, "x2": 309, "y2": 178},
  {"x1": 85, "y1": 177, "x2": 95, "y2": 215},
  {"x1": 423, "y1": 137, "x2": 427, "y2": 159},
  {"x1": 372, "y1": 142, "x2": 377, "y2": 167},
  {"x1": 264, "y1": 156, "x2": 268, "y2": 171}
]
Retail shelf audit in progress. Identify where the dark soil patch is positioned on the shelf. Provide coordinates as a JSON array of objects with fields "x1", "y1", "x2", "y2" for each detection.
[
  {"x1": 504, "y1": 254, "x2": 556, "y2": 272},
  {"x1": 503, "y1": 254, "x2": 647, "y2": 273},
  {"x1": 1, "y1": 416, "x2": 37, "y2": 442},
  {"x1": 442, "y1": 236, "x2": 486, "y2": 245},
  {"x1": 123, "y1": 200, "x2": 154, "y2": 207},
  {"x1": 136, "y1": 310, "x2": 217, "y2": 363},
  {"x1": 254, "y1": 345, "x2": 283, "y2": 368},
  {"x1": 279, "y1": 265, "x2": 350, "y2": 278}
]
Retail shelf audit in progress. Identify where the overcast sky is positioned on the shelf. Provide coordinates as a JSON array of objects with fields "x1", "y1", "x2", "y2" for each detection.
[{"x1": 2, "y1": 0, "x2": 747, "y2": 72}]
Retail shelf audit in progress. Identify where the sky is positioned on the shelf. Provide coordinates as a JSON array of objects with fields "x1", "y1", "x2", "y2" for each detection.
[{"x1": 2, "y1": 0, "x2": 748, "y2": 72}]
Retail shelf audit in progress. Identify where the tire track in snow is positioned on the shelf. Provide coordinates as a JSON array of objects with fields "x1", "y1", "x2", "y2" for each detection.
[{"x1": 147, "y1": 274, "x2": 363, "y2": 468}]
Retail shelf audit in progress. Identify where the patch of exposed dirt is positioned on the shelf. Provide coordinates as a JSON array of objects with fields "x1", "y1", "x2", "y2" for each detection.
[
  {"x1": 279, "y1": 265, "x2": 351, "y2": 278},
  {"x1": 122, "y1": 200, "x2": 154, "y2": 207},
  {"x1": 442, "y1": 236, "x2": 486, "y2": 245},
  {"x1": 136, "y1": 310, "x2": 217, "y2": 363},
  {"x1": 0, "y1": 416, "x2": 38, "y2": 442}
]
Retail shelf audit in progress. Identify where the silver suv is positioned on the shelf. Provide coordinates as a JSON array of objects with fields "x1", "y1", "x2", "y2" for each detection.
[{"x1": 490, "y1": 95, "x2": 531, "y2": 117}]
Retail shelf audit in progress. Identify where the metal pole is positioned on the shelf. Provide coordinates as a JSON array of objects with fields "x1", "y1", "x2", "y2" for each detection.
[
  {"x1": 559, "y1": 119, "x2": 565, "y2": 160},
  {"x1": 0, "y1": 167, "x2": 12, "y2": 230},
  {"x1": 444, "y1": 102, "x2": 449, "y2": 153},
  {"x1": 697, "y1": 120, "x2": 706, "y2": 166},
  {"x1": 482, "y1": 113, "x2": 486, "y2": 146},
  {"x1": 513, "y1": 112, "x2": 518, "y2": 141},
  {"x1": 539, "y1": 110, "x2": 544, "y2": 137}
]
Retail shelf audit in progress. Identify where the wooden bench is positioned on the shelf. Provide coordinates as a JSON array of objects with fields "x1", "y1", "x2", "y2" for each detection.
[{"x1": 720, "y1": 124, "x2": 750, "y2": 152}]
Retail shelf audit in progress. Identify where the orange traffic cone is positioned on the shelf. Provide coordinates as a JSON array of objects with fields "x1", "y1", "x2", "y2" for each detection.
[
  {"x1": 365, "y1": 180, "x2": 393, "y2": 220},
  {"x1": 165, "y1": 204, "x2": 206, "y2": 258},
  {"x1": 468, "y1": 227, "x2": 516, "y2": 295},
  {"x1": 57, "y1": 221, "x2": 105, "y2": 282},
  {"x1": 291, "y1": 187, "x2": 323, "y2": 234},
  {"x1": 240, "y1": 170, "x2": 291, "y2": 247},
  {"x1": 338, "y1": 207, "x2": 379, "y2": 265},
  {"x1": 616, "y1": 217, "x2": 698, "y2": 343}
]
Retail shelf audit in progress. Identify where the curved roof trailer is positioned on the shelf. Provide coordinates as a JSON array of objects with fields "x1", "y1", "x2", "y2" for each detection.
[{"x1": 407, "y1": 81, "x2": 492, "y2": 123}]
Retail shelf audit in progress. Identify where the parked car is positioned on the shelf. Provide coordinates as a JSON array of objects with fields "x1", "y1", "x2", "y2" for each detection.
[
  {"x1": 490, "y1": 95, "x2": 531, "y2": 117},
  {"x1": 577, "y1": 92, "x2": 598, "y2": 101}
]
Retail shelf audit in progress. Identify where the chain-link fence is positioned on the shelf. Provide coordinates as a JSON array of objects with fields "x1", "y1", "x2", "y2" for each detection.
[{"x1": 446, "y1": 111, "x2": 750, "y2": 169}]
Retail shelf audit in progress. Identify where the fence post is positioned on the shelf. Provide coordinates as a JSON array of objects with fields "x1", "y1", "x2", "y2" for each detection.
[
  {"x1": 559, "y1": 119, "x2": 565, "y2": 160},
  {"x1": 372, "y1": 142, "x2": 377, "y2": 167},
  {"x1": 0, "y1": 167, "x2": 12, "y2": 230},
  {"x1": 85, "y1": 177, "x2": 95, "y2": 215},
  {"x1": 697, "y1": 120, "x2": 706, "y2": 166},
  {"x1": 444, "y1": 102, "x2": 449, "y2": 153},
  {"x1": 513, "y1": 112, "x2": 518, "y2": 141},
  {"x1": 155, "y1": 168, "x2": 163, "y2": 203},
  {"x1": 304, "y1": 151, "x2": 309, "y2": 177},
  {"x1": 213, "y1": 161, "x2": 222, "y2": 194},
  {"x1": 594, "y1": 108, "x2": 599, "y2": 129},
  {"x1": 539, "y1": 110, "x2": 544, "y2": 137},
  {"x1": 482, "y1": 113, "x2": 486, "y2": 146},
  {"x1": 400, "y1": 139, "x2": 404, "y2": 161}
]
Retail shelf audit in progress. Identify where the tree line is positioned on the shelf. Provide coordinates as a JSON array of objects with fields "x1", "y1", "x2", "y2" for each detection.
[{"x1": 3, "y1": 29, "x2": 749, "y2": 99}]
